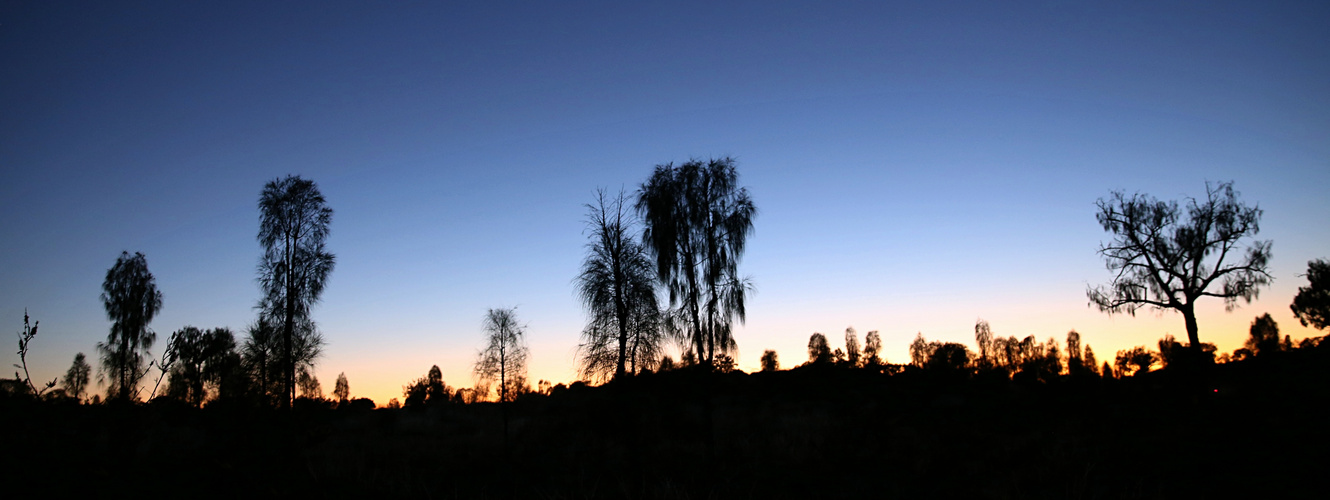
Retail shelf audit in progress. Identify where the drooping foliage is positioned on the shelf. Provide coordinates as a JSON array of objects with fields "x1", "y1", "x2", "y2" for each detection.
[{"x1": 637, "y1": 157, "x2": 756, "y2": 368}]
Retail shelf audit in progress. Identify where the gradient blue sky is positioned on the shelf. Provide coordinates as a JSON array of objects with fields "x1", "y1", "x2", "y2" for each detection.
[{"x1": 3, "y1": 1, "x2": 1327, "y2": 405}]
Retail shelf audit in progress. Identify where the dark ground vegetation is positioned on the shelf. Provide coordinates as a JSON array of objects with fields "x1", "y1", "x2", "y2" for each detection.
[{"x1": 3, "y1": 348, "x2": 1326, "y2": 499}]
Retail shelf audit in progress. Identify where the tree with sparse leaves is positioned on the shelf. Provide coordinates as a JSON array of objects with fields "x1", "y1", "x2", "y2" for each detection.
[
  {"x1": 475, "y1": 307, "x2": 529, "y2": 403},
  {"x1": 257, "y1": 175, "x2": 335, "y2": 409},
  {"x1": 14, "y1": 310, "x2": 55, "y2": 397},
  {"x1": 576, "y1": 188, "x2": 664, "y2": 381},
  {"x1": 1088, "y1": 181, "x2": 1271, "y2": 359}
]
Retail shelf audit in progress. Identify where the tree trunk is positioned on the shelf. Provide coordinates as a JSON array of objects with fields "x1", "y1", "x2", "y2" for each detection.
[
  {"x1": 615, "y1": 294, "x2": 628, "y2": 379},
  {"x1": 1182, "y1": 303, "x2": 1201, "y2": 356}
]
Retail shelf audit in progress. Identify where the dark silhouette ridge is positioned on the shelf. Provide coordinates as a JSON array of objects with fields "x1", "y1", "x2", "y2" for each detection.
[{"x1": 5, "y1": 348, "x2": 1328, "y2": 497}]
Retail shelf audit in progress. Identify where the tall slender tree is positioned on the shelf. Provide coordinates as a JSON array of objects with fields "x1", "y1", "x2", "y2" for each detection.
[
  {"x1": 257, "y1": 175, "x2": 335, "y2": 409},
  {"x1": 636, "y1": 157, "x2": 756, "y2": 367},
  {"x1": 99, "y1": 251, "x2": 163, "y2": 402},
  {"x1": 576, "y1": 188, "x2": 663, "y2": 381}
]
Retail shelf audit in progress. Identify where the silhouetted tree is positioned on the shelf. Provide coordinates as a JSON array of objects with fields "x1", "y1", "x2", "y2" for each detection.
[
  {"x1": 807, "y1": 332, "x2": 832, "y2": 365},
  {"x1": 62, "y1": 352, "x2": 91, "y2": 402},
  {"x1": 257, "y1": 175, "x2": 335, "y2": 409},
  {"x1": 1245, "y1": 313, "x2": 1282, "y2": 356},
  {"x1": 404, "y1": 365, "x2": 452, "y2": 408},
  {"x1": 240, "y1": 317, "x2": 281, "y2": 405},
  {"x1": 844, "y1": 327, "x2": 861, "y2": 367},
  {"x1": 760, "y1": 349, "x2": 779, "y2": 372},
  {"x1": 165, "y1": 327, "x2": 238, "y2": 406},
  {"x1": 926, "y1": 343, "x2": 972, "y2": 372},
  {"x1": 576, "y1": 189, "x2": 663, "y2": 381},
  {"x1": 974, "y1": 320, "x2": 994, "y2": 369},
  {"x1": 1088, "y1": 182, "x2": 1271, "y2": 360},
  {"x1": 14, "y1": 310, "x2": 55, "y2": 397},
  {"x1": 297, "y1": 370, "x2": 322, "y2": 400},
  {"x1": 98, "y1": 251, "x2": 163, "y2": 402},
  {"x1": 863, "y1": 330, "x2": 883, "y2": 367},
  {"x1": 1290, "y1": 259, "x2": 1329, "y2": 331},
  {"x1": 636, "y1": 157, "x2": 756, "y2": 368},
  {"x1": 1115, "y1": 346, "x2": 1157, "y2": 377},
  {"x1": 908, "y1": 332, "x2": 932, "y2": 368},
  {"x1": 475, "y1": 307, "x2": 529, "y2": 403},
  {"x1": 333, "y1": 372, "x2": 349, "y2": 404},
  {"x1": 1083, "y1": 345, "x2": 1099, "y2": 377},
  {"x1": 1065, "y1": 330, "x2": 1083, "y2": 374}
]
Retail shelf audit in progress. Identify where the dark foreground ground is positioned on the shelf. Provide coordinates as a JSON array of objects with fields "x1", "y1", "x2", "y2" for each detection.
[{"x1": 4, "y1": 353, "x2": 1326, "y2": 499}]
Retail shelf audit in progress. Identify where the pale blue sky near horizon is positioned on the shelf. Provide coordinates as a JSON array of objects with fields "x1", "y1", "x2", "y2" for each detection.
[{"x1": 3, "y1": 1, "x2": 1328, "y2": 404}]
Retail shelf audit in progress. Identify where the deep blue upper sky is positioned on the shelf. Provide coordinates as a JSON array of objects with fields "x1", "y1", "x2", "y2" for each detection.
[{"x1": 3, "y1": 1, "x2": 1327, "y2": 403}]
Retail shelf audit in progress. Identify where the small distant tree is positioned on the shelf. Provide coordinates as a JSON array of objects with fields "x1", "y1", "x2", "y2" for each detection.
[
  {"x1": 658, "y1": 355, "x2": 676, "y2": 372},
  {"x1": 760, "y1": 350, "x2": 779, "y2": 372},
  {"x1": 807, "y1": 333, "x2": 832, "y2": 365},
  {"x1": 1088, "y1": 182, "x2": 1272, "y2": 359},
  {"x1": 1291, "y1": 259, "x2": 1330, "y2": 331},
  {"x1": 14, "y1": 310, "x2": 56, "y2": 397},
  {"x1": 333, "y1": 372, "x2": 350, "y2": 403},
  {"x1": 1115, "y1": 346, "x2": 1157, "y2": 377},
  {"x1": 475, "y1": 308, "x2": 529, "y2": 403},
  {"x1": 844, "y1": 327, "x2": 861, "y2": 367},
  {"x1": 908, "y1": 332, "x2": 933, "y2": 368},
  {"x1": 62, "y1": 352, "x2": 92, "y2": 402},
  {"x1": 974, "y1": 320, "x2": 994, "y2": 369},
  {"x1": 1083, "y1": 345, "x2": 1099, "y2": 377},
  {"x1": 404, "y1": 365, "x2": 451, "y2": 408},
  {"x1": 926, "y1": 342, "x2": 972, "y2": 372},
  {"x1": 297, "y1": 370, "x2": 323, "y2": 400},
  {"x1": 386, "y1": 398, "x2": 401, "y2": 409},
  {"x1": 1065, "y1": 330, "x2": 1084, "y2": 374},
  {"x1": 862, "y1": 330, "x2": 883, "y2": 367},
  {"x1": 1245, "y1": 313, "x2": 1282, "y2": 356}
]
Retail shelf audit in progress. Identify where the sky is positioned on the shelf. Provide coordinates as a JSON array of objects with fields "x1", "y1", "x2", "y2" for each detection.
[{"x1": 2, "y1": 1, "x2": 1328, "y2": 406}]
